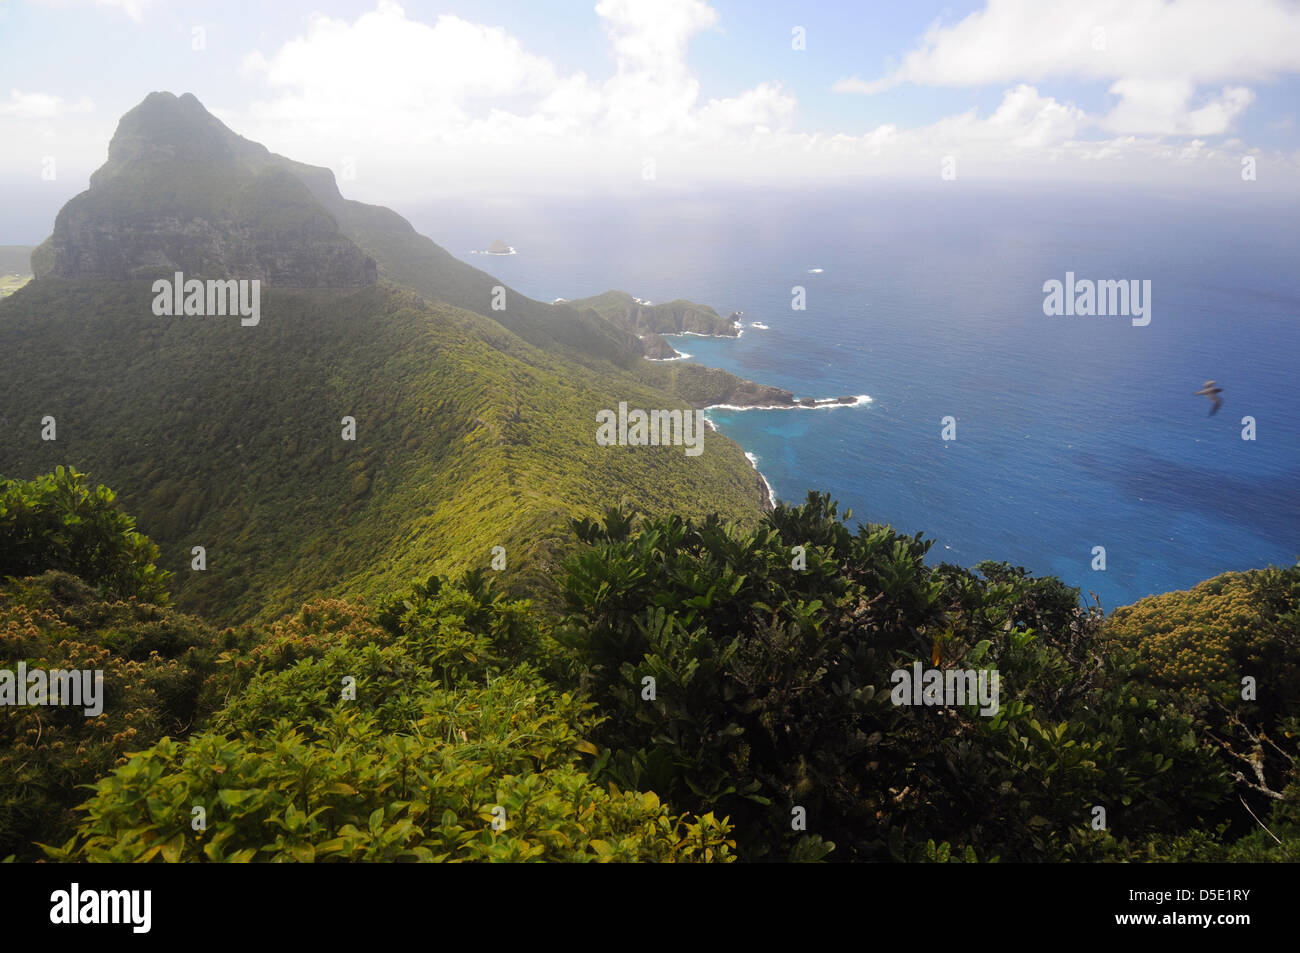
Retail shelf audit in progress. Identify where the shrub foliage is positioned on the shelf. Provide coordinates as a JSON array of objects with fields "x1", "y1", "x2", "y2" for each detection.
[{"x1": 0, "y1": 473, "x2": 1295, "y2": 862}]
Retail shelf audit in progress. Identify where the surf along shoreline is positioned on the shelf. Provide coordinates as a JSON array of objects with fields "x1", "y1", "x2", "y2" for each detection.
[{"x1": 654, "y1": 318, "x2": 870, "y2": 509}]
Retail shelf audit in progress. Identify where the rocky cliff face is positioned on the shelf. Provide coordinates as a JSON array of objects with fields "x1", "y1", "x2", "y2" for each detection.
[
  {"x1": 28, "y1": 92, "x2": 801, "y2": 418},
  {"x1": 639, "y1": 331, "x2": 682, "y2": 359},
  {"x1": 32, "y1": 92, "x2": 377, "y2": 288},
  {"x1": 565, "y1": 290, "x2": 741, "y2": 339},
  {"x1": 655, "y1": 362, "x2": 797, "y2": 408},
  {"x1": 40, "y1": 208, "x2": 378, "y2": 287},
  {"x1": 629, "y1": 299, "x2": 740, "y2": 337},
  {"x1": 702, "y1": 376, "x2": 797, "y2": 407}
]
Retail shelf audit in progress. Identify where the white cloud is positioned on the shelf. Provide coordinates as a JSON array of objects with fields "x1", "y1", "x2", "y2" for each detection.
[
  {"x1": 240, "y1": 0, "x2": 789, "y2": 148},
  {"x1": 768, "y1": 83, "x2": 1292, "y2": 187},
  {"x1": 1103, "y1": 80, "x2": 1255, "y2": 135},
  {"x1": 240, "y1": 2, "x2": 563, "y2": 139},
  {"x1": 852, "y1": 0, "x2": 1300, "y2": 89},
  {"x1": 594, "y1": 0, "x2": 716, "y2": 137},
  {"x1": 226, "y1": 0, "x2": 806, "y2": 195},
  {"x1": 836, "y1": 0, "x2": 1300, "y2": 136},
  {"x1": 215, "y1": 0, "x2": 1298, "y2": 196},
  {"x1": 0, "y1": 89, "x2": 94, "y2": 118},
  {"x1": 842, "y1": 85, "x2": 1085, "y2": 162}
]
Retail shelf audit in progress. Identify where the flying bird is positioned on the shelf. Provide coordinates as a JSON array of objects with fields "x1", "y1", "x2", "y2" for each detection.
[{"x1": 1194, "y1": 380, "x2": 1223, "y2": 416}]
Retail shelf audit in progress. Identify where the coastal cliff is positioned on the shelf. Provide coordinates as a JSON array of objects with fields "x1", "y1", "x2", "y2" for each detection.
[{"x1": 567, "y1": 290, "x2": 741, "y2": 341}]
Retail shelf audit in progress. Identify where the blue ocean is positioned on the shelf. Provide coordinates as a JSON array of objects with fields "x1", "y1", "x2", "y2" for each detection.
[{"x1": 411, "y1": 183, "x2": 1300, "y2": 609}]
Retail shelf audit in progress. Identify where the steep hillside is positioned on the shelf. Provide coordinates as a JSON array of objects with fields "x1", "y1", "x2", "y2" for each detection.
[
  {"x1": 0, "y1": 278, "x2": 766, "y2": 622},
  {"x1": 1, "y1": 92, "x2": 772, "y2": 622}
]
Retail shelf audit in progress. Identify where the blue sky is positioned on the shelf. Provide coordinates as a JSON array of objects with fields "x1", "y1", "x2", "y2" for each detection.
[{"x1": 3, "y1": 0, "x2": 1299, "y2": 235}]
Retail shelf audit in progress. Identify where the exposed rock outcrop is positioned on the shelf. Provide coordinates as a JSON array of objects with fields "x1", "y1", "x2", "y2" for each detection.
[{"x1": 32, "y1": 92, "x2": 377, "y2": 288}]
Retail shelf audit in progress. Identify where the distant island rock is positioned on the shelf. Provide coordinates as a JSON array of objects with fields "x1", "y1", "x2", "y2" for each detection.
[{"x1": 485, "y1": 239, "x2": 515, "y2": 255}]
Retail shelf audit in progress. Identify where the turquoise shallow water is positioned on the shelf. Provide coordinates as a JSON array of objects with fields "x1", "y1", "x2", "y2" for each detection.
[{"x1": 413, "y1": 183, "x2": 1300, "y2": 609}]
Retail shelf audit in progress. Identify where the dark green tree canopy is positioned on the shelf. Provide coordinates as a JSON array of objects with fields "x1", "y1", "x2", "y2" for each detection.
[{"x1": 0, "y1": 466, "x2": 171, "y2": 604}]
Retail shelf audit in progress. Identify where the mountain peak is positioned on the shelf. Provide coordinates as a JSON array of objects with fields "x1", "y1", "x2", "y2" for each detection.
[
  {"x1": 91, "y1": 91, "x2": 269, "y2": 188},
  {"x1": 34, "y1": 92, "x2": 375, "y2": 287}
]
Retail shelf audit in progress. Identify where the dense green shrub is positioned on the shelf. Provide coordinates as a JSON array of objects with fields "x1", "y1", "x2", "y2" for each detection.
[
  {"x1": 52, "y1": 704, "x2": 734, "y2": 862},
  {"x1": 1105, "y1": 563, "x2": 1300, "y2": 844},
  {"x1": 0, "y1": 572, "x2": 219, "y2": 860},
  {"x1": 4, "y1": 470, "x2": 1293, "y2": 863},
  {"x1": 558, "y1": 493, "x2": 1242, "y2": 862},
  {"x1": 47, "y1": 575, "x2": 734, "y2": 862},
  {"x1": 0, "y1": 467, "x2": 171, "y2": 603}
]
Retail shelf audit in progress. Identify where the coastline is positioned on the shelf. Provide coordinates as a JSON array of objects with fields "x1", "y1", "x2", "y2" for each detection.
[
  {"x1": 665, "y1": 328, "x2": 744, "y2": 339},
  {"x1": 708, "y1": 396, "x2": 869, "y2": 513},
  {"x1": 745, "y1": 451, "x2": 777, "y2": 511},
  {"x1": 702, "y1": 413, "x2": 773, "y2": 510},
  {"x1": 659, "y1": 309, "x2": 866, "y2": 514},
  {"x1": 706, "y1": 394, "x2": 872, "y2": 412}
]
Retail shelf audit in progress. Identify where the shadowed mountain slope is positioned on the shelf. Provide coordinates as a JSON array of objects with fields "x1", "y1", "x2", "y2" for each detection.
[{"x1": 3, "y1": 92, "x2": 772, "y2": 622}]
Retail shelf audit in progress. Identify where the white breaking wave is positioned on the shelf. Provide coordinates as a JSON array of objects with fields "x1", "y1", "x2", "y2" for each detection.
[
  {"x1": 744, "y1": 452, "x2": 777, "y2": 506},
  {"x1": 808, "y1": 268, "x2": 824, "y2": 274},
  {"x1": 663, "y1": 329, "x2": 743, "y2": 340},
  {"x1": 750, "y1": 322, "x2": 770, "y2": 330},
  {"x1": 644, "y1": 351, "x2": 692, "y2": 362},
  {"x1": 705, "y1": 394, "x2": 872, "y2": 412}
]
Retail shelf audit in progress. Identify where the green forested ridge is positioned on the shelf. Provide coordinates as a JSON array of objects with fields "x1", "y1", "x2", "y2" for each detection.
[
  {"x1": 0, "y1": 281, "x2": 767, "y2": 623},
  {"x1": 26, "y1": 91, "x2": 772, "y2": 400},
  {"x1": 1, "y1": 471, "x2": 1295, "y2": 862},
  {"x1": 2, "y1": 91, "x2": 775, "y2": 622}
]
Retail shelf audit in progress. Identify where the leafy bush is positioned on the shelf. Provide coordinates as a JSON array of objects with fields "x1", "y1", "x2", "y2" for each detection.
[
  {"x1": 1106, "y1": 571, "x2": 1270, "y2": 702},
  {"x1": 1105, "y1": 563, "x2": 1300, "y2": 835},
  {"x1": 53, "y1": 707, "x2": 733, "y2": 862},
  {"x1": 0, "y1": 571, "x2": 218, "y2": 859},
  {"x1": 0, "y1": 467, "x2": 171, "y2": 603},
  {"x1": 48, "y1": 575, "x2": 734, "y2": 862},
  {"x1": 5, "y1": 471, "x2": 1292, "y2": 863},
  {"x1": 558, "y1": 492, "x2": 1238, "y2": 862}
]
